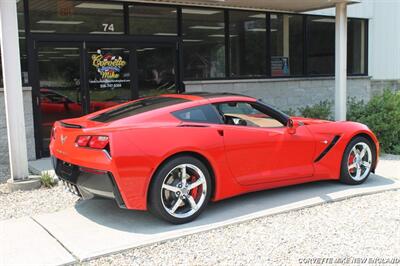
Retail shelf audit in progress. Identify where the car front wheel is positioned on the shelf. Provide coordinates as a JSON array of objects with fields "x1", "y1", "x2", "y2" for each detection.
[
  {"x1": 340, "y1": 136, "x2": 375, "y2": 185},
  {"x1": 148, "y1": 156, "x2": 212, "y2": 224}
]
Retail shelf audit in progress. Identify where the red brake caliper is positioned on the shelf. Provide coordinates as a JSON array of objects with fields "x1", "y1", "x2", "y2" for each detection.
[
  {"x1": 348, "y1": 153, "x2": 355, "y2": 173},
  {"x1": 190, "y1": 176, "x2": 199, "y2": 199}
]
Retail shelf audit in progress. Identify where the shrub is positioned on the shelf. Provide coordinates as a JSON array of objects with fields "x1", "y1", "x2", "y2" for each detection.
[
  {"x1": 347, "y1": 97, "x2": 367, "y2": 121},
  {"x1": 41, "y1": 171, "x2": 57, "y2": 188},
  {"x1": 347, "y1": 90, "x2": 400, "y2": 154},
  {"x1": 298, "y1": 100, "x2": 333, "y2": 120}
]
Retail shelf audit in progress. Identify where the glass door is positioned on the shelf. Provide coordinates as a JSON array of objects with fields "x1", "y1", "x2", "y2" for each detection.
[
  {"x1": 36, "y1": 44, "x2": 83, "y2": 155},
  {"x1": 86, "y1": 46, "x2": 132, "y2": 112},
  {"x1": 136, "y1": 45, "x2": 177, "y2": 97}
]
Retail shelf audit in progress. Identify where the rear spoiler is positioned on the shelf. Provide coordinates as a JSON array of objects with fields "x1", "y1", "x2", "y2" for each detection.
[{"x1": 60, "y1": 122, "x2": 84, "y2": 129}]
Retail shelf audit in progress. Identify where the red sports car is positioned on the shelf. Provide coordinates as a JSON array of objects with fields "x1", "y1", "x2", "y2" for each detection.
[{"x1": 50, "y1": 93, "x2": 379, "y2": 224}]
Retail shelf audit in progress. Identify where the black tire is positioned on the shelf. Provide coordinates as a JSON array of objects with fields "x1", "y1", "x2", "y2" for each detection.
[
  {"x1": 340, "y1": 136, "x2": 375, "y2": 185},
  {"x1": 148, "y1": 155, "x2": 212, "y2": 224}
]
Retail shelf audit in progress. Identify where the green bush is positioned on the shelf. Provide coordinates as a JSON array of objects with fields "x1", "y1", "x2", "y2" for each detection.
[
  {"x1": 347, "y1": 90, "x2": 400, "y2": 154},
  {"x1": 41, "y1": 171, "x2": 57, "y2": 188},
  {"x1": 298, "y1": 100, "x2": 333, "y2": 120}
]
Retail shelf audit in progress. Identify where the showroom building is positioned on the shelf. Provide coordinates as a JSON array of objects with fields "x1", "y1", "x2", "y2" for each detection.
[{"x1": 0, "y1": 0, "x2": 399, "y2": 181}]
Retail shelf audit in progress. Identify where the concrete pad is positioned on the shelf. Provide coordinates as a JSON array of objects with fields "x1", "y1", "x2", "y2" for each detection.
[
  {"x1": 34, "y1": 174, "x2": 400, "y2": 262},
  {"x1": 7, "y1": 176, "x2": 42, "y2": 192},
  {"x1": 29, "y1": 157, "x2": 54, "y2": 176},
  {"x1": 0, "y1": 217, "x2": 75, "y2": 266}
]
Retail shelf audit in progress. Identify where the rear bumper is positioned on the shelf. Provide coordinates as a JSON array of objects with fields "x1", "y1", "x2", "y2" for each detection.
[{"x1": 52, "y1": 156, "x2": 126, "y2": 208}]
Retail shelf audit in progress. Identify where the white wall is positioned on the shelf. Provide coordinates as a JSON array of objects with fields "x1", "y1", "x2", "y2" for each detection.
[{"x1": 307, "y1": 0, "x2": 400, "y2": 80}]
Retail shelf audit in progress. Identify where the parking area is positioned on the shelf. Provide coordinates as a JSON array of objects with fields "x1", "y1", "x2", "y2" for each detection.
[{"x1": 1, "y1": 172, "x2": 399, "y2": 265}]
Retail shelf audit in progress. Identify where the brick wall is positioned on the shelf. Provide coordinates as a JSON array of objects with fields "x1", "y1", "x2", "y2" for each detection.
[{"x1": 185, "y1": 76, "x2": 372, "y2": 113}]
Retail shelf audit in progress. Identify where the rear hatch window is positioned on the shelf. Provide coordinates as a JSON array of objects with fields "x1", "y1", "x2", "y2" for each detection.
[{"x1": 91, "y1": 97, "x2": 188, "y2": 123}]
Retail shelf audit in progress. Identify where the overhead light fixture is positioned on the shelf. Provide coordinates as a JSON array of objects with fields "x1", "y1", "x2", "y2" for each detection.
[
  {"x1": 183, "y1": 39, "x2": 203, "y2": 42},
  {"x1": 89, "y1": 31, "x2": 124, "y2": 34},
  {"x1": 208, "y1": 34, "x2": 237, "y2": 38},
  {"x1": 247, "y1": 28, "x2": 266, "y2": 32},
  {"x1": 313, "y1": 18, "x2": 335, "y2": 23},
  {"x1": 249, "y1": 14, "x2": 266, "y2": 19},
  {"x1": 37, "y1": 20, "x2": 84, "y2": 25},
  {"x1": 30, "y1": 30, "x2": 56, "y2": 33},
  {"x1": 75, "y1": 3, "x2": 123, "y2": 10},
  {"x1": 48, "y1": 57, "x2": 66, "y2": 59},
  {"x1": 64, "y1": 54, "x2": 80, "y2": 57},
  {"x1": 190, "y1": 25, "x2": 224, "y2": 30},
  {"x1": 176, "y1": 9, "x2": 221, "y2": 15},
  {"x1": 271, "y1": 14, "x2": 278, "y2": 19},
  {"x1": 54, "y1": 47, "x2": 79, "y2": 50},
  {"x1": 153, "y1": 33, "x2": 177, "y2": 36}
]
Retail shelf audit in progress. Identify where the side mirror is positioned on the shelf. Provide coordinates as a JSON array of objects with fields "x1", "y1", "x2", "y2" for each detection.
[{"x1": 287, "y1": 119, "x2": 299, "y2": 134}]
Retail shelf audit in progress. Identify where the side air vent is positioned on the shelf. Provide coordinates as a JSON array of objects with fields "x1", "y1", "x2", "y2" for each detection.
[
  {"x1": 60, "y1": 122, "x2": 83, "y2": 129},
  {"x1": 314, "y1": 135, "x2": 341, "y2": 162}
]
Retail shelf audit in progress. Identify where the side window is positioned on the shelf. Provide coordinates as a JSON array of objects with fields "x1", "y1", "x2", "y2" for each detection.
[
  {"x1": 215, "y1": 102, "x2": 284, "y2": 128},
  {"x1": 172, "y1": 104, "x2": 222, "y2": 124}
]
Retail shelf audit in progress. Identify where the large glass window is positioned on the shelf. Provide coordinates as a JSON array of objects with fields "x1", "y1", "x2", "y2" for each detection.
[
  {"x1": 306, "y1": 16, "x2": 335, "y2": 75},
  {"x1": 348, "y1": 19, "x2": 367, "y2": 75},
  {"x1": 29, "y1": 0, "x2": 124, "y2": 34},
  {"x1": 271, "y1": 14, "x2": 304, "y2": 77},
  {"x1": 229, "y1": 11, "x2": 266, "y2": 77},
  {"x1": 182, "y1": 8, "x2": 225, "y2": 79},
  {"x1": 129, "y1": 5, "x2": 177, "y2": 36}
]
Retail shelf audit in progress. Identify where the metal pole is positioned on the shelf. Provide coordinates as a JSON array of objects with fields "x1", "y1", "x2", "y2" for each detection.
[
  {"x1": 0, "y1": 0, "x2": 29, "y2": 180},
  {"x1": 335, "y1": 2, "x2": 348, "y2": 121}
]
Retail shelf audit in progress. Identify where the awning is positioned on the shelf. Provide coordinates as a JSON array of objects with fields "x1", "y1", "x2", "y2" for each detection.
[{"x1": 121, "y1": 0, "x2": 360, "y2": 12}]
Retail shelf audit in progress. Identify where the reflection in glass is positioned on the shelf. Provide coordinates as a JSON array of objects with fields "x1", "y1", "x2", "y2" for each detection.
[
  {"x1": 38, "y1": 46, "x2": 82, "y2": 151},
  {"x1": 137, "y1": 46, "x2": 176, "y2": 97},
  {"x1": 348, "y1": 19, "x2": 366, "y2": 75},
  {"x1": 271, "y1": 14, "x2": 304, "y2": 77},
  {"x1": 182, "y1": 8, "x2": 225, "y2": 79},
  {"x1": 29, "y1": 0, "x2": 124, "y2": 34},
  {"x1": 230, "y1": 11, "x2": 266, "y2": 77},
  {"x1": 129, "y1": 5, "x2": 177, "y2": 36},
  {"x1": 88, "y1": 48, "x2": 130, "y2": 110},
  {"x1": 306, "y1": 16, "x2": 335, "y2": 75}
]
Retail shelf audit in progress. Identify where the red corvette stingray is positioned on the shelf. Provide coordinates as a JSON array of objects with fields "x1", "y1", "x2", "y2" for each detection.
[{"x1": 50, "y1": 93, "x2": 379, "y2": 224}]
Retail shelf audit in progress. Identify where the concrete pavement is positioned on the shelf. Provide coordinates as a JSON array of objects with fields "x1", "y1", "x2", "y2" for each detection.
[{"x1": 1, "y1": 173, "x2": 399, "y2": 265}]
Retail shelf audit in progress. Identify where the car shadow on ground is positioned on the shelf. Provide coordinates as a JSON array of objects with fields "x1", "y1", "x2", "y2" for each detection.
[{"x1": 74, "y1": 174, "x2": 395, "y2": 234}]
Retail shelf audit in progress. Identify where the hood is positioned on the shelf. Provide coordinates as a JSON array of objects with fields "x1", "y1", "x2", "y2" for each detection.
[{"x1": 291, "y1": 116, "x2": 332, "y2": 125}]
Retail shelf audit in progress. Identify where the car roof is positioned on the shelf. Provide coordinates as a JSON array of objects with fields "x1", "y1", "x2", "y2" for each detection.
[{"x1": 161, "y1": 92, "x2": 256, "y2": 102}]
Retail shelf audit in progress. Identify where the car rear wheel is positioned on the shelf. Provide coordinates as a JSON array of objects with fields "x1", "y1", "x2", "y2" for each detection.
[
  {"x1": 148, "y1": 156, "x2": 212, "y2": 224},
  {"x1": 340, "y1": 136, "x2": 375, "y2": 185}
]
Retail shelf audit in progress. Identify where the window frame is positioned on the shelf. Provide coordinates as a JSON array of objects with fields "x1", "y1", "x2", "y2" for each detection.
[
  {"x1": 21, "y1": 0, "x2": 370, "y2": 87},
  {"x1": 214, "y1": 100, "x2": 289, "y2": 128},
  {"x1": 172, "y1": 104, "x2": 224, "y2": 124}
]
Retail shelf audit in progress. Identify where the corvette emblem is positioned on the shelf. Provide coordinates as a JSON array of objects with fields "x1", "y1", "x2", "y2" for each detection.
[{"x1": 60, "y1": 135, "x2": 67, "y2": 145}]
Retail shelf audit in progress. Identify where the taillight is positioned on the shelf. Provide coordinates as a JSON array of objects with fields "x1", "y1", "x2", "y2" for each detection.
[
  {"x1": 75, "y1": 135, "x2": 109, "y2": 149},
  {"x1": 76, "y1": 136, "x2": 91, "y2": 147},
  {"x1": 89, "y1": 136, "x2": 109, "y2": 149}
]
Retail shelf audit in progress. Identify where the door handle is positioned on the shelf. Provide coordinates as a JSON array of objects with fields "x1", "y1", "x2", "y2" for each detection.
[{"x1": 217, "y1": 129, "x2": 224, "y2": 136}]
